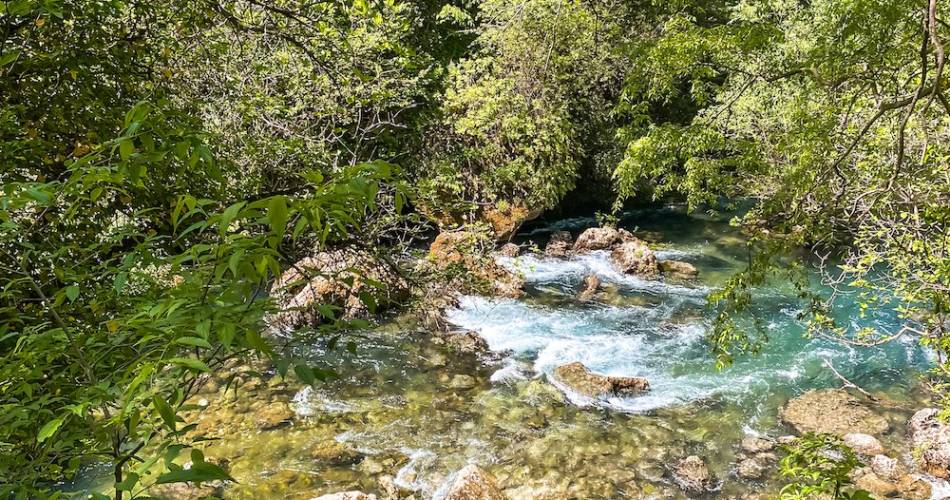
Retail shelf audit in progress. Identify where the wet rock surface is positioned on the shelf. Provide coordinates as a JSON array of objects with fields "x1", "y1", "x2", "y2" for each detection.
[
  {"x1": 551, "y1": 361, "x2": 649, "y2": 399},
  {"x1": 610, "y1": 239, "x2": 659, "y2": 277},
  {"x1": 659, "y1": 259, "x2": 698, "y2": 278},
  {"x1": 312, "y1": 492, "x2": 377, "y2": 500},
  {"x1": 495, "y1": 243, "x2": 521, "y2": 258},
  {"x1": 443, "y1": 465, "x2": 505, "y2": 500},
  {"x1": 909, "y1": 407, "x2": 950, "y2": 478},
  {"x1": 572, "y1": 226, "x2": 634, "y2": 252},
  {"x1": 577, "y1": 273, "x2": 600, "y2": 302},
  {"x1": 544, "y1": 231, "x2": 573, "y2": 257},
  {"x1": 672, "y1": 455, "x2": 715, "y2": 496},
  {"x1": 780, "y1": 389, "x2": 889, "y2": 436},
  {"x1": 843, "y1": 432, "x2": 884, "y2": 456}
]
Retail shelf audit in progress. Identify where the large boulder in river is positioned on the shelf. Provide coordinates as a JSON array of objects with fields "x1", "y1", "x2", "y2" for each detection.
[
  {"x1": 909, "y1": 408, "x2": 950, "y2": 478},
  {"x1": 552, "y1": 362, "x2": 649, "y2": 398},
  {"x1": 545, "y1": 231, "x2": 573, "y2": 257},
  {"x1": 577, "y1": 274, "x2": 600, "y2": 302},
  {"x1": 444, "y1": 464, "x2": 505, "y2": 500},
  {"x1": 428, "y1": 230, "x2": 525, "y2": 298},
  {"x1": 573, "y1": 226, "x2": 634, "y2": 252},
  {"x1": 780, "y1": 389, "x2": 888, "y2": 436},
  {"x1": 267, "y1": 248, "x2": 409, "y2": 333},
  {"x1": 672, "y1": 456, "x2": 715, "y2": 496},
  {"x1": 659, "y1": 260, "x2": 698, "y2": 278},
  {"x1": 611, "y1": 239, "x2": 659, "y2": 277}
]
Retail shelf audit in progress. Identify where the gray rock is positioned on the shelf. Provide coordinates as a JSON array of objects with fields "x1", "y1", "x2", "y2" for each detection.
[
  {"x1": 545, "y1": 231, "x2": 573, "y2": 257},
  {"x1": 843, "y1": 432, "x2": 884, "y2": 456},
  {"x1": 909, "y1": 408, "x2": 950, "y2": 478}
]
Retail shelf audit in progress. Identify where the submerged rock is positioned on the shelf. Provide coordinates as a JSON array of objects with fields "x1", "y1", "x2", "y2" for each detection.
[
  {"x1": 909, "y1": 408, "x2": 950, "y2": 477},
  {"x1": 150, "y1": 482, "x2": 223, "y2": 500},
  {"x1": 257, "y1": 402, "x2": 294, "y2": 430},
  {"x1": 659, "y1": 260, "x2": 698, "y2": 278},
  {"x1": 869, "y1": 454, "x2": 904, "y2": 481},
  {"x1": 551, "y1": 362, "x2": 649, "y2": 399},
  {"x1": 780, "y1": 389, "x2": 888, "y2": 436},
  {"x1": 312, "y1": 492, "x2": 377, "y2": 500},
  {"x1": 843, "y1": 432, "x2": 884, "y2": 456},
  {"x1": 310, "y1": 440, "x2": 362, "y2": 465},
  {"x1": 544, "y1": 231, "x2": 573, "y2": 257},
  {"x1": 496, "y1": 242, "x2": 521, "y2": 258},
  {"x1": 736, "y1": 458, "x2": 766, "y2": 480},
  {"x1": 610, "y1": 240, "x2": 659, "y2": 277},
  {"x1": 854, "y1": 472, "x2": 897, "y2": 497},
  {"x1": 577, "y1": 274, "x2": 600, "y2": 302},
  {"x1": 672, "y1": 456, "x2": 714, "y2": 496},
  {"x1": 449, "y1": 374, "x2": 477, "y2": 390},
  {"x1": 435, "y1": 330, "x2": 491, "y2": 356},
  {"x1": 740, "y1": 436, "x2": 775, "y2": 454},
  {"x1": 443, "y1": 464, "x2": 505, "y2": 500},
  {"x1": 572, "y1": 227, "x2": 633, "y2": 252}
]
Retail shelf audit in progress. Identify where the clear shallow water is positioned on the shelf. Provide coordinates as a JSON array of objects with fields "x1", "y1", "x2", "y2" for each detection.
[{"x1": 76, "y1": 207, "x2": 936, "y2": 499}]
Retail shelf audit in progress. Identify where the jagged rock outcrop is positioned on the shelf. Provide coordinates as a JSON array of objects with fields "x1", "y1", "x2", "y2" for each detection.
[
  {"x1": 672, "y1": 456, "x2": 715, "y2": 496},
  {"x1": 428, "y1": 230, "x2": 525, "y2": 298},
  {"x1": 611, "y1": 239, "x2": 659, "y2": 277},
  {"x1": 909, "y1": 408, "x2": 950, "y2": 478},
  {"x1": 843, "y1": 432, "x2": 884, "y2": 456},
  {"x1": 444, "y1": 464, "x2": 505, "y2": 500},
  {"x1": 496, "y1": 242, "x2": 521, "y2": 258},
  {"x1": 573, "y1": 226, "x2": 634, "y2": 252},
  {"x1": 267, "y1": 248, "x2": 409, "y2": 333},
  {"x1": 552, "y1": 362, "x2": 649, "y2": 399},
  {"x1": 544, "y1": 231, "x2": 573, "y2": 257},
  {"x1": 577, "y1": 274, "x2": 600, "y2": 302},
  {"x1": 659, "y1": 260, "x2": 698, "y2": 278},
  {"x1": 483, "y1": 204, "x2": 543, "y2": 241},
  {"x1": 780, "y1": 389, "x2": 888, "y2": 436}
]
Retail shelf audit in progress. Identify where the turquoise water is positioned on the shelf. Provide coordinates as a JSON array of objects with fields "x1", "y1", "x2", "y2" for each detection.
[{"x1": 76, "y1": 207, "x2": 936, "y2": 499}]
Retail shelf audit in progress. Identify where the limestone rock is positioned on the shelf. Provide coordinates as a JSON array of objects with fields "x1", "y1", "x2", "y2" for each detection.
[
  {"x1": 436, "y1": 330, "x2": 491, "y2": 356},
  {"x1": 267, "y1": 248, "x2": 409, "y2": 332},
  {"x1": 428, "y1": 231, "x2": 525, "y2": 299},
  {"x1": 310, "y1": 440, "x2": 361, "y2": 465},
  {"x1": 780, "y1": 389, "x2": 888, "y2": 436},
  {"x1": 444, "y1": 465, "x2": 505, "y2": 500},
  {"x1": 854, "y1": 472, "x2": 897, "y2": 498},
  {"x1": 544, "y1": 231, "x2": 573, "y2": 257},
  {"x1": 909, "y1": 408, "x2": 950, "y2": 478},
  {"x1": 577, "y1": 274, "x2": 600, "y2": 302},
  {"x1": 610, "y1": 239, "x2": 659, "y2": 277},
  {"x1": 573, "y1": 227, "x2": 634, "y2": 252},
  {"x1": 895, "y1": 474, "x2": 932, "y2": 500},
  {"x1": 672, "y1": 456, "x2": 714, "y2": 496},
  {"x1": 449, "y1": 374, "x2": 477, "y2": 390},
  {"x1": 659, "y1": 260, "x2": 698, "y2": 278},
  {"x1": 740, "y1": 436, "x2": 775, "y2": 454},
  {"x1": 312, "y1": 492, "x2": 377, "y2": 500},
  {"x1": 482, "y1": 204, "x2": 542, "y2": 241},
  {"x1": 496, "y1": 243, "x2": 521, "y2": 258},
  {"x1": 736, "y1": 458, "x2": 765, "y2": 480},
  {"x1": 257, "y1": 402, "x2": 294, "y2": 430},
  {"x1": 552, "y1": 362, "x2": 649, "y2": 399},
  {"x1": 843, "y1": 433, "x2": 884, "y2": 456},
  {"x1": 869, "y1": 455, "x2": 904, "y2": 481}
]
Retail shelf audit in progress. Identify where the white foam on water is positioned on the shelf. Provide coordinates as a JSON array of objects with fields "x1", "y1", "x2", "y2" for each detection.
[
  {"x1": 394, "y1": 449, "x2": 438, "y2": 493},
  {"x1": 498, "y1": 251, "x2": 710, "y2": 297},
  {"x1": 291, "y1": 386, "x2": 354, "y2": 416}
]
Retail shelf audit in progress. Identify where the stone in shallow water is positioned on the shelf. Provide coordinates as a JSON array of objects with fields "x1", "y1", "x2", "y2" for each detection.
[
  {"x1": 843, "y1": 432, "x2": 884, "y2": 456},
  {"x1": 443, "y1": 465, "x2": 505, "y2": 500},
  {"x1": 854, "y1": 472, "x2": 897, "y2": 498},
  {"x1": 449, "y1": 374, "x2": 477, "y2": 390},
  {"x1": 736, "y1": 458, "x2": 766, "y2": 480},
  {"x1": 309, "y1": 440, "x2": 362, "y2": 465},
  {"x1": 544, "y1": 231, "x2": 573, "y2": 257},
  {"x1": 577, "y1": 273, "x2": 600, "y2": 302},
  {"x1": 909, "y1": 407, "x2": 950, "y2": 478},
  {"x1": 311, "y1": 492, "x2": 377, "y2": 500},
  {"x1": 610, "y1": 240, "x2": 659, "y2": 277},
  {"x1": 573, "y1": 226, "x2": 633, "y2": 252},
  {"x1": 257, "y1": 401, "x2": 294, "y2": 430},
  {"x1": 672, "y1": 455, "x2": 714, "y2": 496},
  {"x1": 740, "y1": 436, "x2": 775, "y2": 454},
  {"x1": 780, "y1": 389, "x2": 888, "y2": 436},
  {"x1": 552, "y1": 362, "x2": 649, "y2": 399},
  {"x1": 870, "y1": 454, "x2": 904, "y2": 481},
  {"x1": 659, "y1": 259, "x2": 698, "y2": 278}
]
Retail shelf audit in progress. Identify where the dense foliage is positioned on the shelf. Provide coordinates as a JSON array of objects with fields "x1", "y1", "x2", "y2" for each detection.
[{"x1": 2, "y1": 0, "x2": 948, "y2": 497}]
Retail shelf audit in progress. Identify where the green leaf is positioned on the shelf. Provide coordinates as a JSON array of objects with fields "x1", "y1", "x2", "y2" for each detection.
[
  {"x1": 37, "y1": 417, "x2": 64, "y2": 443},
  {"x1": 118, "y1": 139, "x2": 134, "y2": 160},
  {"x1": 175, "y1": 337, "x2": 212, "y2": 349},
  {"x1": 154, "y1": 461, "x2": 234, "y2": 485},
  {"x1": 65, "y1": 285, "x2": 79, "y2": 302},
  {"x1": 152, "y1": 395, "x2": 177, "y2": 431},
  {"x1": 168, "y1": 357, "x2": 211, "y2": 373},
  {"x1": 268, "y1": 196, "x2": 289, "y2": 238},
  {"x1": 114, "y1": 272, "x2": 128, "y2": 294},
  {"x1": 0, "y1": 50, "x2": 20, "y2": 67}
]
